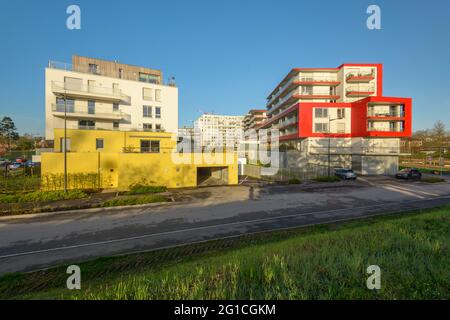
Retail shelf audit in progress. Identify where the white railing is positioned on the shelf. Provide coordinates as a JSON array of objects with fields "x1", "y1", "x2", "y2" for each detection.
[
  {"x1": 51, "y1": 103, "x2": 130, "y2": 121},
  {"x1": 51, "y1": 81, "x2": 131, "y2": 104},
  {"x1": 367, "y1": 127, "x2": 404, "y2": 132}
]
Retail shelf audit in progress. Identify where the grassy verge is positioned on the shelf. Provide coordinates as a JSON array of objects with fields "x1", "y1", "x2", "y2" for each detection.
[
  {"x1": 313, "y1": 176, "x2": 341, "y2": 182},
  {"x1": 422, "y1": 177, "x2": 446, "y2": 183},
  {"x1": 125, "y1": 184, "x2": 167, "y2": 195},
  {"x1": 102, "y1": 195, "x2": 168, "y2": 207},
  {"x1": 0, "y1": 190, "x2": 88, "y2": 204},
  {"x1": 1, "y1": 206, "x2": 448, "y2": 300}
]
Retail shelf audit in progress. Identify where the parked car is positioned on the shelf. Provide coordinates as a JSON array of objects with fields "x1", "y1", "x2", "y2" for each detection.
[
  {"x1": 395, "y1": 168, "x2": 422, "y2": 180},
  {"x1": 8, "y1": 162, "x2": 22, "y2": 170},
  {"x1": 335, "y1": 168, "x2": 357, "y2": 180},
  {"x1": 0, "y1": 158, "x2": 11, "y2": 166},
  {"x1": 15, "y1": 156, "x2": 27, "y2": 163}
]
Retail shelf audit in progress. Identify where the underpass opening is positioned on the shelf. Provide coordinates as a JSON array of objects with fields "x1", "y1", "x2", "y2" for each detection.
[{"x1": 197, "y1": 167, "x2": 228, "y2": 186}]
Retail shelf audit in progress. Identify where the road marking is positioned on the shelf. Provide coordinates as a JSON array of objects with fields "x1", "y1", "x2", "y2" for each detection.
[
  {"x1": 380, "y1": 185, "x2": 425, "y2": 199},
  {"x1": 1, "y1": 195, "x2": 450, "y2": 260},
  {"x1": 383, "y1": 184, "x2": 441, "y2": 197}
]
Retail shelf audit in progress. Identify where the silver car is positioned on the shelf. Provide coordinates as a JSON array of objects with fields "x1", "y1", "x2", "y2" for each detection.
[{"x1": 335, "y1": 168, "x2": 357, "y2": 180}]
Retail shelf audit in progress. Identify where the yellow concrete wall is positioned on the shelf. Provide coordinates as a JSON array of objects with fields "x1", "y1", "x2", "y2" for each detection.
[{"x1": 41, "y1": 151, "x2": 238, "y2": 190}]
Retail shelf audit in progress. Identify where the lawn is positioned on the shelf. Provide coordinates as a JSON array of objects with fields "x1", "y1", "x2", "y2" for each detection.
[{"x1": 0, "y1": 206, "x2": 448, "y2": 300}]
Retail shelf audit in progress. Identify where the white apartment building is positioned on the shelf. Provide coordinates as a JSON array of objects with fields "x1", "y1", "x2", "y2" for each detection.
[
  {"x1": 194, "y1": 114, "x2": 244, "y2": 149},
  {"x1": 45, "y1": 55, "x2": 178, "y2": 140}
]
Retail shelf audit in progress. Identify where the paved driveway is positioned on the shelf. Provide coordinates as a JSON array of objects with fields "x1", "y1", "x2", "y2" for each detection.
[{"x1": 0, "y1": 176, "x2": 449, "y2": 275}]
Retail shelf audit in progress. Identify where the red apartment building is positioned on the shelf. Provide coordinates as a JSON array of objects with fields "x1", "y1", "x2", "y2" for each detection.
[{"x1": 256, "y1": 63, "x2": 412, "y2": 175}]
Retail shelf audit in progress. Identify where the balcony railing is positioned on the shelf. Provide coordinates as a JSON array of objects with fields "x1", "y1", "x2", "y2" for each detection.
[
  {"x1": 346, "y1": 85, "x2": 375, "y2": 97},
  {"x1": 64, "y1": 125, "x2": 166, "y2": 133},
  {"x1": 51, "y1": 103, "x2": 131, "y2": 121},
  {"x1": 367, "y1": 127, "x2": 404, "y2": 132},
  {"x1": 346, "y1": 71, "x2": 375, "y2": 82},
  {"x1": 51, "y1": 81, "x2": 131, "y2": 104},
  {"x1": 367, "y1": 111, "x2": 405, "y2": 117}
]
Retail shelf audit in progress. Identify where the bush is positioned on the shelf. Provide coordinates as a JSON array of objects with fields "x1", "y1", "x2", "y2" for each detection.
[
  {"x1": 0, "y1": 190, "x2": 88, "y2": 204},
  {"x1": 102, "y1": 195, "x2": 168, "y2": 207},
  {"x1": 313, "y1": 176, "x2": 340, "y2": 183},
  {"x1": 287, "y1": 178, "x2": 301, "y2": 185},
  {"x1": 422, "y1": 177, "x2": 446, "y2": 183},
  {"x1": 127, "y1": 184, "x2": 167, "y2": 195}
]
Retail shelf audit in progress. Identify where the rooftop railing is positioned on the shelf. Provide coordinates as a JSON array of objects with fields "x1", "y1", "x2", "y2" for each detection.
[{"x1": 51, "y1": 81, "x2": 131, "y2": 104}]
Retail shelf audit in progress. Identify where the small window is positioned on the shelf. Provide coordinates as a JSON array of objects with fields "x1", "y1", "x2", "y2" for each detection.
[
  {"x1": 155, "y1": 107, "x2": 161, "y2": 118},
  {"x1": 118, "y1": 68, "x2": 123, "y2": 78},
  {"x1": 96, "y1": 138, "x2": 104, "y2": 150},
  {"x1": 143, "y1": 105, "x2": 152, "y2": 118},
  {"x1": 88, "y1": 101, "x2": 95, "y2": 114},
  {"x1": 79, "y1": 120, "x2": 95, "y2": 129},
  {"x1": 301, "y1": 86, "x2": 313, "y2": 95},
  {"x1": 337, "y1": 108, "x2": 346, "y2": 119},
  {"x1": 113, "y1": 122, "x2": 119, "y2": 129},
  {"x1": 113, "y1": 103, "x2": 119, "y2": 111},
  {"x1": 315, "y1": 108, "x2": 328, "y2": 118},
  {"x1": 143, "y1": 123, "x2": 152, "y2": 131},
  {"x1": 155, "y1": 124, "x2": 161, "y2": 131},
  {"x1": 88, "y1": 64, "x2": 99, "y2": 74},
  {"x1": 143, "y1": 88, "x2": 153, "y2": 101},
  {"x1": 315, "y1": 123, "x2": 328, "y2": 133},
  {"x1": 140, "y1": 140, "x2": 160, "y2": 153}
]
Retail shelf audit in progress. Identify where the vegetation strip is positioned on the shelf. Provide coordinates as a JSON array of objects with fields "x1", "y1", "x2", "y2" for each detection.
[{"x1": 0, "y1": 205, "x2": 448, "y2": 299}]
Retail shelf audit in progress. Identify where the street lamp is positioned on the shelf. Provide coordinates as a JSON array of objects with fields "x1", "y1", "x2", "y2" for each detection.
[
  {"x1": 327, "y1": 115, "x2": 341, "y2": 177},
  {"x1": 63, "y1": 89, "x2": 68, "y2": 193}
]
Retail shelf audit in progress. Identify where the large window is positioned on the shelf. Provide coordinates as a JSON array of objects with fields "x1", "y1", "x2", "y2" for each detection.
[
  {"x1": 143, "y1": 123, "x2": 152, "y2": 131},
  {"x1": 140, "y1": 140, "x2": 160, "y2": 153},
  {"x1": 56, "y1": 98, "x2": 75, "y2": 113},
  {"x1": 315, "y1": 108, "x2": 328, "y2": 118},
  {"x1": 143, "y1": 88, "x2": 153, "y2": 100},
  {"x1": 315, "y1": 123, "x2": 328, "y2": 133},
  {"x1": 88, "y1": 64, "x2": 99, "y2": 74},
  {"x1": 139, "y1": 73, "x2": 160, "y2": 84},
  {"x1": 79, "y1": 120, "x2": 95, "y2": 129},
  {"x1": 155, "y1": 107, "x2": 161, "y2": 118},
  {"x1": 96, "y1": 138, "x2": 104, "y2": 150},
  {"x1": 143, "y1": 105, "x2": 152, "y2": 118}
]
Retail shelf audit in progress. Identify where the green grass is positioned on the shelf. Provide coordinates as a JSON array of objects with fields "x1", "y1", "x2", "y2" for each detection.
[
  {"x1": 102, "y1": 195, "x2": 168, "y2": 207},
  {"x1": 126, "y1": 184, "x2": 167, "y2": 195},
  {"x1": 287, "y1": 178, "x2": 302, "y2": 185},
  {"x1": 313, "y1": 176, "x2": 341, "y2": 182},
  {"x1": 1, "y1": 206, "x2": 448, "y2": 300},
  {"x1": 0, "y1": 189, "x2": 88, "y2": 204},
  {"x1": 422, "y1": 177, "x2": 446, "y2": 183}
]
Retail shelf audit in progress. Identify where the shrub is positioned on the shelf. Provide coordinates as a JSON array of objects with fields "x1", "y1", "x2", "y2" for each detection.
[
  {"x1": 313, "y1": 176, "x2": 340, "y2": 183},
  {"x1": 127, "y1": 184, "x2": 167, "y2": 195},
  {"x1": 422, "y1": 177, "x2": 446, "y2": 183},
  {"x1": 102, "y1": 195, "x2": 168, "y2": 207},
  {"x1": 287, "y1": 178, "x2": 301, "y2": 185},
  {"x1": 0, "y1": 190, "x2": 88, "y2": 204}
]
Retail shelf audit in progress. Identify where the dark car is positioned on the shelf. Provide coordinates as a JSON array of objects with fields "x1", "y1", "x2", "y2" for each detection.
[
  {"x1": 335, "y1": 168, "x2": 357, "y2": 180},
  {"x1": 395, "y1": 168, "x2": 422, "y2": 180}
]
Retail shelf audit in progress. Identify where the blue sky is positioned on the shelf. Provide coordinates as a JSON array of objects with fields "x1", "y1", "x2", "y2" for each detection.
[{"x1": 0, "y1": 0, "x2": 449, "y2": 135}]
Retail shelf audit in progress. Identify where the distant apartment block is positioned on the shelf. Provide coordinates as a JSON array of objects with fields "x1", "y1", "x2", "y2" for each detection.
[
  {"x1": 45, "y1": 55, "x2": 178, "y2": 140},
  {"x1": 194, "y1": 114, "x2": 244, "y2": 149},
  {"x1": 256, "y1": 63, "x2": 412, "y2": 175},
  {"x1": 243, "y1": 109, "x2": 267, "y2": 131}
]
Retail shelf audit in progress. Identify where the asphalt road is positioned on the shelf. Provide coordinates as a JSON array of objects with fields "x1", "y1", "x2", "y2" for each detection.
[{"x1": 0, "y1": 176, "x2": 449, "y2": 275}]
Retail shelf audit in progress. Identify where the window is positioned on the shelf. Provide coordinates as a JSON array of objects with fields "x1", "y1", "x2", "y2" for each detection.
[
  {"x1": 88, "y1": 64, "x2": 99, "y2": 74},
  {"x1": 56, "y1": 98, "x2": 75, "y2": 113},
  {"x1": 113, "y1": 122, "x2": 119, "y2": 129},
  {"x1": 315, "y1": 123, "x2": 328, "y2": 133},
  {"x1": 118, "y1": 68, "x2": 123, "y2": 78},
  {"x1": 96, "y1": 138, "x2": 104, "y2": 150},
  {"x1": 315, "y1": 108, "x2": 328, "y2": 118},
  {"x1": 79, "y1": 120, "x2": 95, "y2": 129},
  {"x1": 88, "y1": 101, "x2": 95, "y2": 114},
  {"x1": 139, "y1": 73, "x2": 160, "y2": 84},
  {"x1": 301, "y1": 86, "x2": 313, "y2": 95},
  {"x1": 143, "y1": 88, "x2": 153, "y2": 100},
  {"x1": 60, "y1": 138, "x2": 71, "y2": 152},
  {"x1": 155, "y1": 89, "x2": 161, "y2": 102},
  {"x1": 143, "y1": 105, "x2": 152, "y2": 118},
  {"x1": 140, "y1": 140, "x2": 160, "y2": 153},
  {"x1": 143, "y1": 123, "x2": 152, "y2": 131},
  {"x1": 155, "y1": 107, "x2": 161, "y2": 118},
  {"x1": 113, "y1": 103, "x2": 119, "y2": 111},
  {"x1": 155, "y1": 124, "x2": 161, "y2": 131},
  {"x1": 337, "y1": 108, "x2": 346, "y2": 119}
]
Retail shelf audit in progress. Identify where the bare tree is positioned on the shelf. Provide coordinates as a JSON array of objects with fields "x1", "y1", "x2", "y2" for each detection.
[{"x1": 432, "y1": 121, "x2": 446, "y2": 147}]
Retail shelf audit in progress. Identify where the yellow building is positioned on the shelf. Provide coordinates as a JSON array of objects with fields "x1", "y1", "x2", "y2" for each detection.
[{"x1": 41, "y1": 129, "x2": 238, "y2": 190}]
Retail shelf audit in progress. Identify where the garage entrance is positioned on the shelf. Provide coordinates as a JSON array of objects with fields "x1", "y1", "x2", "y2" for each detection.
[{"x1": 197, "y1": 167, "x2": 229, "y2": 186}]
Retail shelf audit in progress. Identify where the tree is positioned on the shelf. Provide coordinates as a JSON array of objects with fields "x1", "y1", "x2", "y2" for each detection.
[
  {"x1": 432, "y1": 121, "x2": 446, "y2": 147},
  {"x1": 0, "y1": 117, "x2": 19, "y2": 151}
]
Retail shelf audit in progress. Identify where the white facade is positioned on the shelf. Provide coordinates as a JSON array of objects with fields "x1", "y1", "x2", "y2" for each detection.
[
  {"x1": 45, "y1": 63, "x2": 178, "y2": 140},
  {"x1": 194, "y1": 114, "x2": 244, "y2": 149}
]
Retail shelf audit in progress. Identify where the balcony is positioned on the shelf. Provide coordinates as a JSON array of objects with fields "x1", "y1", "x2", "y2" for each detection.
[
  {"x1": 367, "y1": 110, "x2": 405, "y2": 118},
  {"x1": 346, "y1": 72, "x2": 375, "y2": 83},
  {"x1": 51, "y1": 81, "x2": 131, "y2": 104},
  {"x1": 51, "y1": 104, "x2": 131, "y2": 122},
  {"x1": 346, "y1": 85, "x2": 375, "y2": 97},
  {"x1": 367, "y1": 127, "x2": 404, "y2": 133},
  {"x1": 295, "y1": 75, "x2": 340, "y2": 86}
]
